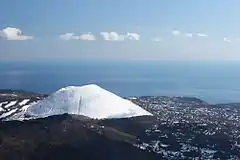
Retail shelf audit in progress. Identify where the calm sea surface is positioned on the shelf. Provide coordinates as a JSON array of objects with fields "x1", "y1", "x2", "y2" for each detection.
[{"x1": 0, "y1": 60, "x2": 240, "y2": 104}]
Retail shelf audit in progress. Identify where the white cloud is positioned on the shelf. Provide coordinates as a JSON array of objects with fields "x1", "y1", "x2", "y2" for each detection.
[
  {"x1": 100, "y1": 32, "x2": 125, "y2": 41},
  {"x1": 185, "y1": 33, "x2": 193, "y2": 38},
  {"x1": 197, "y1": 33, "x2": 208, "y2": 37},
  {"x1": 79, "y1": 33, "x2": 96, "y2": 41},
  {"x1": 172, "y1": 30, "x2": 181, "y2": 36},
  {"x1": 59, "y1": 33, "x2": 79, "y2": 40},
  {"x1": 125, "y1": 32, "x2": 140, "y2": 40},
  {"x1": 223, "y1": 37, "x2": 231, "y2": 43},
  {"x1": 153, "y1": 37, "x2": 162, "y2": 42},
  {"x1": 0, "y1": 27, "x2": 33, "y2": 40},
  {"x1": 100, "y1": 32, "x2": 140, "y2": 41},
  {"x1": 60, "y1": 32, "x2": 96, "y2": 41}
]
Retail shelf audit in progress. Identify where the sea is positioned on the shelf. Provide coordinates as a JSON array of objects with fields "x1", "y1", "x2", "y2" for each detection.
[{"x1": 0, "y1": 60, "x2": 240, "y2": 104}]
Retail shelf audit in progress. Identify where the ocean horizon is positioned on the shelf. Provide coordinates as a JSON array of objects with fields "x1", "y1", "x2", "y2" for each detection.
[{"x1": 1, "y1": 60, "x2": 240, "y2": 104}]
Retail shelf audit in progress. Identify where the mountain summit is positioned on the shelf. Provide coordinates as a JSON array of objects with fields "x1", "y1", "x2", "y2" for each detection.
[{"x1": 26, "y1": 84, "x2": 152, "y2": 119}]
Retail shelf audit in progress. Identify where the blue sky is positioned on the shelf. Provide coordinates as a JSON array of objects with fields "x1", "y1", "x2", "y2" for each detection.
[{"x1": 0, "y1": 0, "x2": 240, "y2": 60}]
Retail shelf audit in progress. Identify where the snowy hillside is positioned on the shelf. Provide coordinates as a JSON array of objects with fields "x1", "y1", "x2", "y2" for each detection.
[{"x1": 26, "y1": 84, "x2": 152, "y2": 119}]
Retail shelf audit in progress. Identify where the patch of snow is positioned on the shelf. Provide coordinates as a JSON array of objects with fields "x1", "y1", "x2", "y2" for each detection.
[
  {"x1": 160, "y1": 143, "x2": 170, "y2": 148},
  {"x1": 0, "y1": 107, "x2": 4, "y2": 112},
  {"x1": 19, "y1": 99, "x2": 30, "y2": 106},
  {"x1": 21, "y1": 105, "x2": 31, "y2": 111},
  {"x1": 173, "y1": 121, "x2": 179, "y2": 124},
  {"x1": 234, "y1": 142, "x2": 240, "y2": 148},
  {"x1": 140, "y1": 146, "x2": 146, "y2": 150},
  {"x1": 153, "y1": 141, "x2": 160, "y2": 152},
  {"x1": 128, "y1": 97, "x2": 137, "y2": 100},
  {"x1": 0, "y1": 94, "x2": 18, "y2": 97},
  {"x1": 0, "y1": 101, "x2": 8, "y2": 107},
  {"x1": 2, "y1": 102, "x2": 38, "y2": 121},
  {"x1": 0, "y1": 108, "x2": 18, "y2": 119},
  {"x1": 134, "y1": 143, "x2": 149, "y2": 150},
  {"x1": 26, "y1": 84, "x2": 152, "y2": 119},
  {"x1": 160, "y1": 134, "x2": 168, "y2": 138},
  {"x1": 4, "y1": 101, "x2": 17, "y2": 108},
  {"x1": 200, "y1": 148, "x2": 217, "y2": 156}
]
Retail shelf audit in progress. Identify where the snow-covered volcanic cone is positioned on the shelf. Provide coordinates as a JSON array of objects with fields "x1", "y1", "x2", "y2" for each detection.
[{"x1": 26, "y1": 84, "x2": 152, "y2": 119}]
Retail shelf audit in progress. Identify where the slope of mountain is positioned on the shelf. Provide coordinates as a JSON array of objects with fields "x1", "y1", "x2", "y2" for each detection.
[
  {"x1": 0, "y1": 114, "x2": 162, "y2": 160},
  {"x1": 26, "y1": 84, "x2": 152, "y2": 119},
  {"x1": 0, "y1": 91, "x2": 47, "y2": 121}
]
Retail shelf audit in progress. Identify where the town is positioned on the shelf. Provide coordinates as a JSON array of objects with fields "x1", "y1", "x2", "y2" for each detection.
[{"x1": 128, "y1": 96, "x2": 240, "y2": 159}]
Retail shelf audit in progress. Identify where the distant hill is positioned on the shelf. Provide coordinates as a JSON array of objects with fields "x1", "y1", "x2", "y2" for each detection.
[{"x1": 0, "y1": 89, "x2": 47, "y2": 102}]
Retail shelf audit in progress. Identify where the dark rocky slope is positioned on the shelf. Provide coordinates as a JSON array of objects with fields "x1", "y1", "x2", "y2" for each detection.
[{"x1": 0, "y1": 114, "x2": 161, "y2": 160}]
